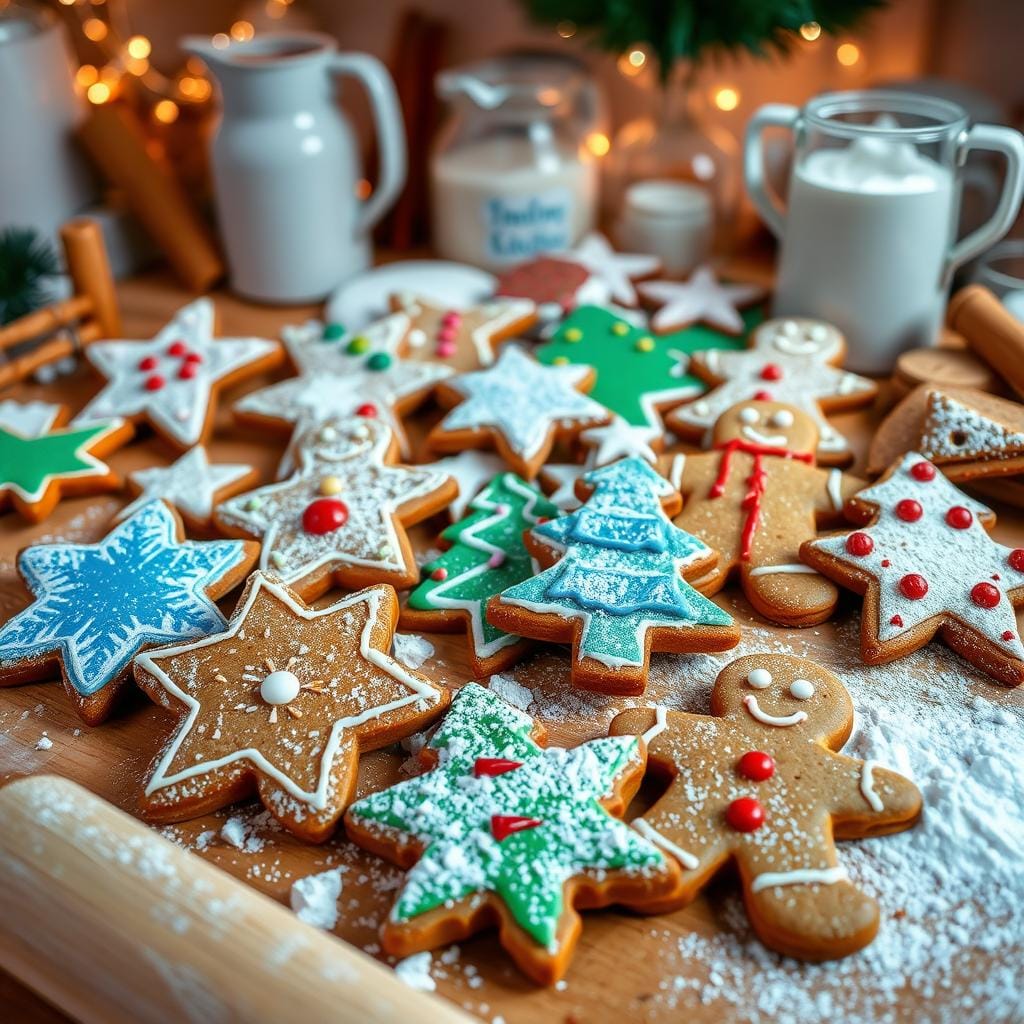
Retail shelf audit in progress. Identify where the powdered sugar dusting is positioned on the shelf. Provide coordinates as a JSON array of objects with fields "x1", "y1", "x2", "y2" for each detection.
[
  {"x1": 289, "y1": 866, "x2": 345, "y2": 930},
  {"x1": 394, "y1": 950, "x2": 436, "y2": 991},
  {"x1": 392, "y1": 632, "x2": 435, "y2": 669}
]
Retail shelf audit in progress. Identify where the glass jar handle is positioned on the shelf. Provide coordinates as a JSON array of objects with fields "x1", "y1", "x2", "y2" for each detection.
[
  {"x1": 743, "y1": 104, "x2": 800, "y2": 240},
  {"x1": 946, "y1": 123, "x2": 1024, "y2": 276}
]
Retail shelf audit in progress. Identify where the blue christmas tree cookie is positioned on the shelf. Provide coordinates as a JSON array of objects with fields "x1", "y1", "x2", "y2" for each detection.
[
  {"x1": 344, "y1": 682, "x2": 680, "y2": 985},
  {"x1": 0, "y1": 501, "x2": 258, "y2": 724},
  {"x1": 488, "y1": 457, "x2": 739, "y2": 695}
]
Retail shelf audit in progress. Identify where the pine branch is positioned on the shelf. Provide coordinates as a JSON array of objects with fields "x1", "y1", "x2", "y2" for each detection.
[{"x1": 0, "y1": 227, "x2": 61, "y2": 325}]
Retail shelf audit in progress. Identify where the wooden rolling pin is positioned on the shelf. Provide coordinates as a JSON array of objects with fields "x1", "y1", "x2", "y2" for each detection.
[
  {"x1": 947, "y1": 284, "x2": 1024, "y2": 401},
  {"x1": 0, "y1": 776, "x2": 470, "y2": 1024}
]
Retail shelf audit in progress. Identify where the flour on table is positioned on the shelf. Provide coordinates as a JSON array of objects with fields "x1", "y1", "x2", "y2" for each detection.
[
  {"x1": 392, "y1": 632, "x2": 435, "y2": 669},
  {"x1": 394, "y1": 950, "x2": 436, "y2": 991},
  {"x1": 290, "y1": 866, "x2": 345, "y2": 930},
  {"x1": 34, "y1": 733, "x2": 53, "y2": 751},
  {"x1": 487, "y1": 673, "x2": 533, "y2": 711}
]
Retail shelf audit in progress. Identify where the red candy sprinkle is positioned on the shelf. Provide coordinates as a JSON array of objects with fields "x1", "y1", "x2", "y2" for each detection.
[
  {"x1": 896, "y1": 499, "x2": 923, "y2": 522},
  {"x1": 490, "y1": 814, "x2": 542, "y2": 842},
  {"x1": 1003, "y1": 631, "x2": 1015, "y2": 641},
  {"x1": 302, "y1": 498, "x2": 349, "y2": 535},
  {"x1": 760, "y1": 364, "x2": 783, "y2": 381},
  {"x1": 1009, "y1": 549, "x2": 1024, "y2": 572},
  {"x1": 971, "y1": 582, "x2": 1000, "y2": 608},
  {"x1": 184, "y1": 351, "x2": 202, "y2": 364},
  {"x1": 168, "y1": 340, "x2": 188, "y2": 357},
  {"x1": 899, "y1": 574, "x2": 929, "y2": 600},
  {"x1": 845, "y1": 532, "x2": 874, "y2": 557},
  {"x1": 753, "y1": 390, "x2": 773, "y2": 401},
  {"x1": 473, "y1": 758, "x2": 522, "y2": 778},
  {"x1": 891, "y1": 615, "x2": 904, "y2": 627},
  {"x1": 881, "y1": 559, "x2": 891, "y2": 567},
  {"x1": 144, "y1": 374, "x2": 165, "y2": 391},
  {"x1": 738, "y1": 751, "x2": 775, "y2": 782},
  {"x1": 430, "y1": 567, "x2": 448, "y2": 581},
  {"x1": 138, "y1": 355, "x2": 158, "y2": 371},
  {"x1": 726, "y1": 797, "x2": 765, "y2": 833},
  {"x1": 910, "y1": 461, "x2": 936, "y2": 481},
  {"x1": 946, "y1": 506, "x2": 973, "y2": 529},
  {"x1": 178, "y1": 363, "x2": 197, "y2": 380},
  {"x1": 356, "y1": 403, "x2": 378, "y2": 418}
]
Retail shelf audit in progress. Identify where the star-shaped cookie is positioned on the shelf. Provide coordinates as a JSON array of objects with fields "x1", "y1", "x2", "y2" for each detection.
[
  {"x1": 415, "y1": 450, "x2": 507, "y2": 522},
  {"x1": 427, "y1": 345, "x2": 610, "y2": 479},
  {"x1": 551, "y1": 232, "x2": 660, "y2": 306},
  {"x1": 802, "y1": 452, "x2": 1024, "y2": 686},
  {"x1": 390, "y1": 293, "x2": 536, "y2": 371},
  {"x1": 0, "y1": 399, "x2": 67, "y2": 437},
  {"x1": 216, "y1": 417, "x2": 456, "y2": 600},
  {"x1": 0, "y1": 501, "x2": 257, "y2": 724},
  {"x1": 0, "y1": 418, "x2": 133, "y2": 522},
  {"x1": 638, "y1": 266, "x2": 766, "y2": 334},
  {"x1": 135, "y1": 572, "x2": 449, "y2": 842},
  {"x1": 118, "y1": 446, "x2": 258, "y2": 531},
  {"x1": 74, "y1": 298, "x2": 281, "y2": 451}
]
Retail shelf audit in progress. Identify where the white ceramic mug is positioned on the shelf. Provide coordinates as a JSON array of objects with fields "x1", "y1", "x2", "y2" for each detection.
[{"x1": 745, "y1": 90, "x2": 1024, "y2": 374}]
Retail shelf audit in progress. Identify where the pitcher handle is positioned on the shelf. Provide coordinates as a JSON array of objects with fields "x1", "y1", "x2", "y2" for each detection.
[
  {"x1": 329, "y1": 53, "x2": 407, "y2": 234},
  {"x1": 946, "y1": 123, "x2": 1024, "y2": 275},
  {"x1": 744, "y1": 103, "x2": 800, "y2": 240}
]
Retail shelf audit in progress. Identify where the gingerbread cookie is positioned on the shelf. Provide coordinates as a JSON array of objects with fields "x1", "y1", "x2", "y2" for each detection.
[
  {"x1": 801, "y1": 452, "x2": 1024, "y2": 686},
  {"x1": 668, "y1": 317, "x2": 877, "y2": 465},
  {"x1": 611, "y1": 654, "x2": 921, "y2": 960},
  {"x1": 487, "y1": 457, "x2": 739, "y2": 695},
  {"x1": 664, "y1": 400, "x2": 863, "y2": 626},
  {"x1": 0, "y1": 501, "x2": 257, "y2": 724},
  {"x1": 551, "y1": 232, "x2": 660, "y2": 307},
  {"x1": 0, "y1": 399, "x2": 67, "y2": 437},
  {"x1": 426, "y1": 345, "x2": 610, "y2": 479},
  {"x1": 495, "y1": 254, "x2": 609, "y2": 323},
  {"x1": 216, "y1": 417, "x2": 455, "y2": 600},
  {"x1": 74, "y1": 298, "x2": 281, "y2": 452},
  {"x1": 638, "y1": 265, "x2": 766, "y2": 335},
  {"x1": 389, "y1": 293, "x2": 536, "y2": 371},
  {"x1": 118, "y1": 446, "x2": 258, "y2": 532},
  {"x1": 403, "y1": 473, "x2": 560, "y2": 676},
  {"x1": 0, "y1": 417, "x2": 133, "y2": 523},
  {"x1": 414, "y1": 450, "x2": 507, "y2": 522},
  {"x1": 344, "y1": 682, "x2": 680, "y2": 985},
  {"x1": 135, "y1": 572, "x2": 449, "y2": 842}
]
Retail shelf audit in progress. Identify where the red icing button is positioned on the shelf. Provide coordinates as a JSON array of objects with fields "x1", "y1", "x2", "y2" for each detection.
[
  {"x1": 946, "y1": 506, "x2": 973, "y2": 529},
  {"x1": 168, "y1": 340, "x2": 188, "y2": 357},
  {"x1": 725, "y1": 797, "x2": 765, "y2": 833},
  {"x1": 356, "y1": 403, "x2": 378, "y2": 418},
  {"x1": 1003, "y1": 631, "x2": 1015, "y2": 642},
  {"x1": 845, "y1": 532, "x2": 873, "y2": 557},
  {"x1": 430, "y1": 567, "x2": 448, "y2": 581},
  {"x1": 184, "y1": 351, "x2": 202, "y2": 364},
  {"x1": 738, "y1": 751, "x2": 775, "y2": 782},
  {"x1": 881, "y1": 559, "x2": 891, "y2": 568},
  {"x1": 899, "y1": 574, "x2": 928, "y2": 600},
  {"x1": 760, "y1": 364, "x2": 783, "y2": 381},
  {"x1": 474, "y1": 757, "x2": 523, "y2": 778},
  {"x1": 490, "y1": 814, "x2": 542, "y2": 842},
  {"x1": 138, "y1": 355, "x2": 158, "y2": 372},
  {"x1": 753, "y1": 390, "x2": 773, "y2": 401},
  {"x1": 891, "y1": 615, "x2": 904, "y2": 627},
  {"x1": 302, "y1": 498, "x2": 349, "y2": 534},
  {"x1": 895, "y1": 499, "x2": 923, "y2": 522},
  {"x1": 178, "y1": 362, "x2": 197, "y2": 380},
  {"x1": 971, "y1": 582, "x2": 1000, "y2": 608},
  {"x1": 1009, "y1": 549, "x2": 1024, "y2": 572},
  {"x1": 144, "y1": 374, "x2": 165, "y2": 391},
  {"x1": 910, "y1": 461, "x2": 936, "y2": 482}
]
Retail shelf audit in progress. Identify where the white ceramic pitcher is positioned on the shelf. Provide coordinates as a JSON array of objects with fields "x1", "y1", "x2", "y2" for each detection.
[
  {"x1": 745, "y1": 90, "x2": 1024, "y2": 374},
  {"x1": 184, "y1": 32, "x2": 406, "y2": 304}
]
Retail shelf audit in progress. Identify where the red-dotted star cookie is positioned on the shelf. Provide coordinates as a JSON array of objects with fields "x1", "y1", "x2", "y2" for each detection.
[{"x1": 135, "y1": 571, "x2": 449, "y2": 842}]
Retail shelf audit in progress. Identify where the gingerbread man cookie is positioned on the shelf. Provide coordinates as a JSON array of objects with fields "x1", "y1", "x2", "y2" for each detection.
[
  {"x1": 135, "y1": 572, "x2": 449, "y2": 842},
  {"x1": 664, "y1": 400, "x2": 864, "y2": 626},
  {"x1": 345, "y1": 682, "x2": 681, "y2": 985},
  {"x1": 668, "y1": 317, "x2": 877, "y2": 465},
  {"x1": 611, "y1": 654, "x2": 921, "y2": 960},
  {"x1": 801, "y1": 452, "x2": 1024, "y2": 686}
]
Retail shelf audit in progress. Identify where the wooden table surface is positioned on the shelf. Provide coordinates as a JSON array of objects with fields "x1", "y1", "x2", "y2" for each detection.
[{"x1": 2, "y1": 271, "x2": 1022, "y2": 1024}]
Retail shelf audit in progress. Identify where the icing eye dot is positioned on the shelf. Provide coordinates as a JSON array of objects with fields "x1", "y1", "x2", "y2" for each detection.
[
  {"x1": 789, "y1": 679, "x2": 815, "y2": 700},
  {"x1": 260, "y1": 670, "x2": 300, "y2": 706},
  {"x1": 747, "y1": 668, "x2": 772, "y2": 689},
  {"x1": 769, "y1": 409, "x2": 794, "y2": 428},
  {"x1": 739, "y1": 408, "x2": 760, "y2": 424}
]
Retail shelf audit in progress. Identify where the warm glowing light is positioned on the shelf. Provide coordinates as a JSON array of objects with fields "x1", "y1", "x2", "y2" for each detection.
[
  {"x1": 837, "y1": 42, "x2": 861, "y2": 66},
  {"x1": 99, "y1": 65, "x2": 120, "y2": 86},
  {"x1": 230, "y1": 20, "x2": 255, "y2": 42},
  {"x1": 58, "y1": 0, "x2": 77, "y2": 6},
  {"x1": 211, "y1": 33, "x2": 230, "y2": 49},
  {"x1": 585, "y1": 132, "x2": 611, "y2": 157},
  {"x1": 126, "y1": 57, "x2": 149, "y2": 76},
  {"x1": 83, "y1": 17, "x2": 108, "y2": 41},
  {"x1": 537, "y1": 87, "x2": 561, "y2": 107},
  {"x1": 355, "y1": 178, "x2": 372, "y2": 200},
  {"x1": 153, "y1": 99, "x2": 180, "y2": 124},
  {"x1": 556, "y1": 20, "x2": 575, "y2": 39},
  {"x1": 713, "y1": 87, "x2": 741, "y2": 112},
  {"x1": 76, "y1": 64, "x2": 99, "y2": 87},
  {"x1": 800, "y1": 21, "x2": 822, "y2": 41},
  {"x1": 126, "y1": 35, "x2": 151, "y2": 59},
  {"x1": 86, "y1": 82, "x2": 111, "y2": 104},
  {"x1": 617, "y1": 51, "x2": 645, "y2": 78},
  {"x1": 266, "y1": 0, "x2": 287, "y2": 18},
  {"x1": 186, "y1": 56, "x2": 207, "y2": 75},
  {"x1": 628, "y1": 49, "x2": 646, "y2": 67}
]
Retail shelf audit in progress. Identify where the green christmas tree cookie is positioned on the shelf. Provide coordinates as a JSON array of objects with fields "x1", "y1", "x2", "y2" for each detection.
[
  {"x1": 402, "y1": 473, "x2": 559, "y2": 675},
  {"x1": 344, "y1": 682, "x2": 680, "y2": 985}
]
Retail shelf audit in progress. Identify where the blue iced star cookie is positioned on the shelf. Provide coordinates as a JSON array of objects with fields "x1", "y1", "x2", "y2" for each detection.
[{"x1": 0, "y1": 501, "x2": 258, "y2": 724}]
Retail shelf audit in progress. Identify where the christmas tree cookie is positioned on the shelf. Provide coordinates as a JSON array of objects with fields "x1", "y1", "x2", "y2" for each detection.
[
  {"x1": 135, "y1": 572, "x2": 449, "y2": 842},
  {"x1": 403, "y1": 473, "x2": 560, "y2": 675},
  {"x1": 344, "y1": 682, "x2": 681, "y2": 985},
  {"x1": 0, "y1": 501, "x2": 257, "y2": 724},
  {"x1": 802, "y1": 451, "x2": 1024, "y2": 686},
  {"x1": 487, "y1": 457, "x2": 739, "y2": 695}
]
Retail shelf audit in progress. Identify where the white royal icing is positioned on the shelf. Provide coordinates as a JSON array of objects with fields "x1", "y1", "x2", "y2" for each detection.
[
  {"x1": 632, "y1": 817, "x2": 699, "y2": 870},
  {"x1": 638, "y1": 266, "x2": 765, "y2": 334},
  {"x1": 789, "y1": 679, "x2": 815, "y2": 700},
  {"x1": 827, "y1": 468, "x2": 844, "y2": 511},
  {"x1": 918, "y1": 391, "x2": 1024, "y2": 462},
  {"x1": 581, "y1": 416, "x2": 660, "y2": 466},
  {"x1": 641, "y1": 706, "x2": 669, "y2": 744},
  {"x1": 743, "y1": 694, "x2": 808, "y2": 727},
  {"x1": 0, "y1": 400, "x2": 64, "y2": 438},
  {"x1": 748, "y1": 563, "x2": 819, "y2": 576},
  {"x1": 860, "y1": 758, "x2": 884, "y2": 812},
  {"x1": 750, "y1": 866, "x2": 848, "y2": 893},
  {"x1": 746, "y1": 668, "x2": 773, "y2": 689}
]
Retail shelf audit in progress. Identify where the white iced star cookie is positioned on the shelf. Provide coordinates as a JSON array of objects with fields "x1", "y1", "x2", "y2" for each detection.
[
  {"x1": 580, "y1": 417, "x2": 660, "y2": 467},
  {"x1": 74, "y1": 298, "x2": 281, "y2": 451},
  {"x1": 414, "y1": 450, "x2": 507, "y2": 522},
  {"x1": 0, "y1": 399, "x2": 67, "y2": 437},
  {"x1": 118, "y1": 446, "x2": 258, "y2": 530},
  {"x1": 668, "y1": 317, "x2": 877, "y2": 465},
  {"x1": 550, "y1": 232, "x2": 660, "y2": 306},
  {"x1": 802, "y1": 452, "x2": 1024, "y2": 686},
  {"x1": 638, "y1": 266, "x2": 766, "y2": 335},
  {"x1": 427, "y1": 345, "x2": 610, "y2": 479}
]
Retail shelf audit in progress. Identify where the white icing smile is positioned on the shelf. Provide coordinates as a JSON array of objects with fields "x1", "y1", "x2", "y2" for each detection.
[
  {"x1": 741, "y1": 425, "x2": 787, "y2": 446},
  {"x1": 743, "y1": 694, "x2": 808, "y2": 727}
]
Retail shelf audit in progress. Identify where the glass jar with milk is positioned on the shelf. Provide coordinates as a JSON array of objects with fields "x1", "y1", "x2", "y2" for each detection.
[
  {"x1": 431, "y1": 55, "x2": 599, "y2": 272},
  {"x1": 745, "y1": 90, "x2": 1024, "y2": 374}
]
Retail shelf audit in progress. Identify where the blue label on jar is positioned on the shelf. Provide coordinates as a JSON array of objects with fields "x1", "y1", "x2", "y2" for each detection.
[{"x1": 483, "y1": 188, "x2": 572, "y2": 263}]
